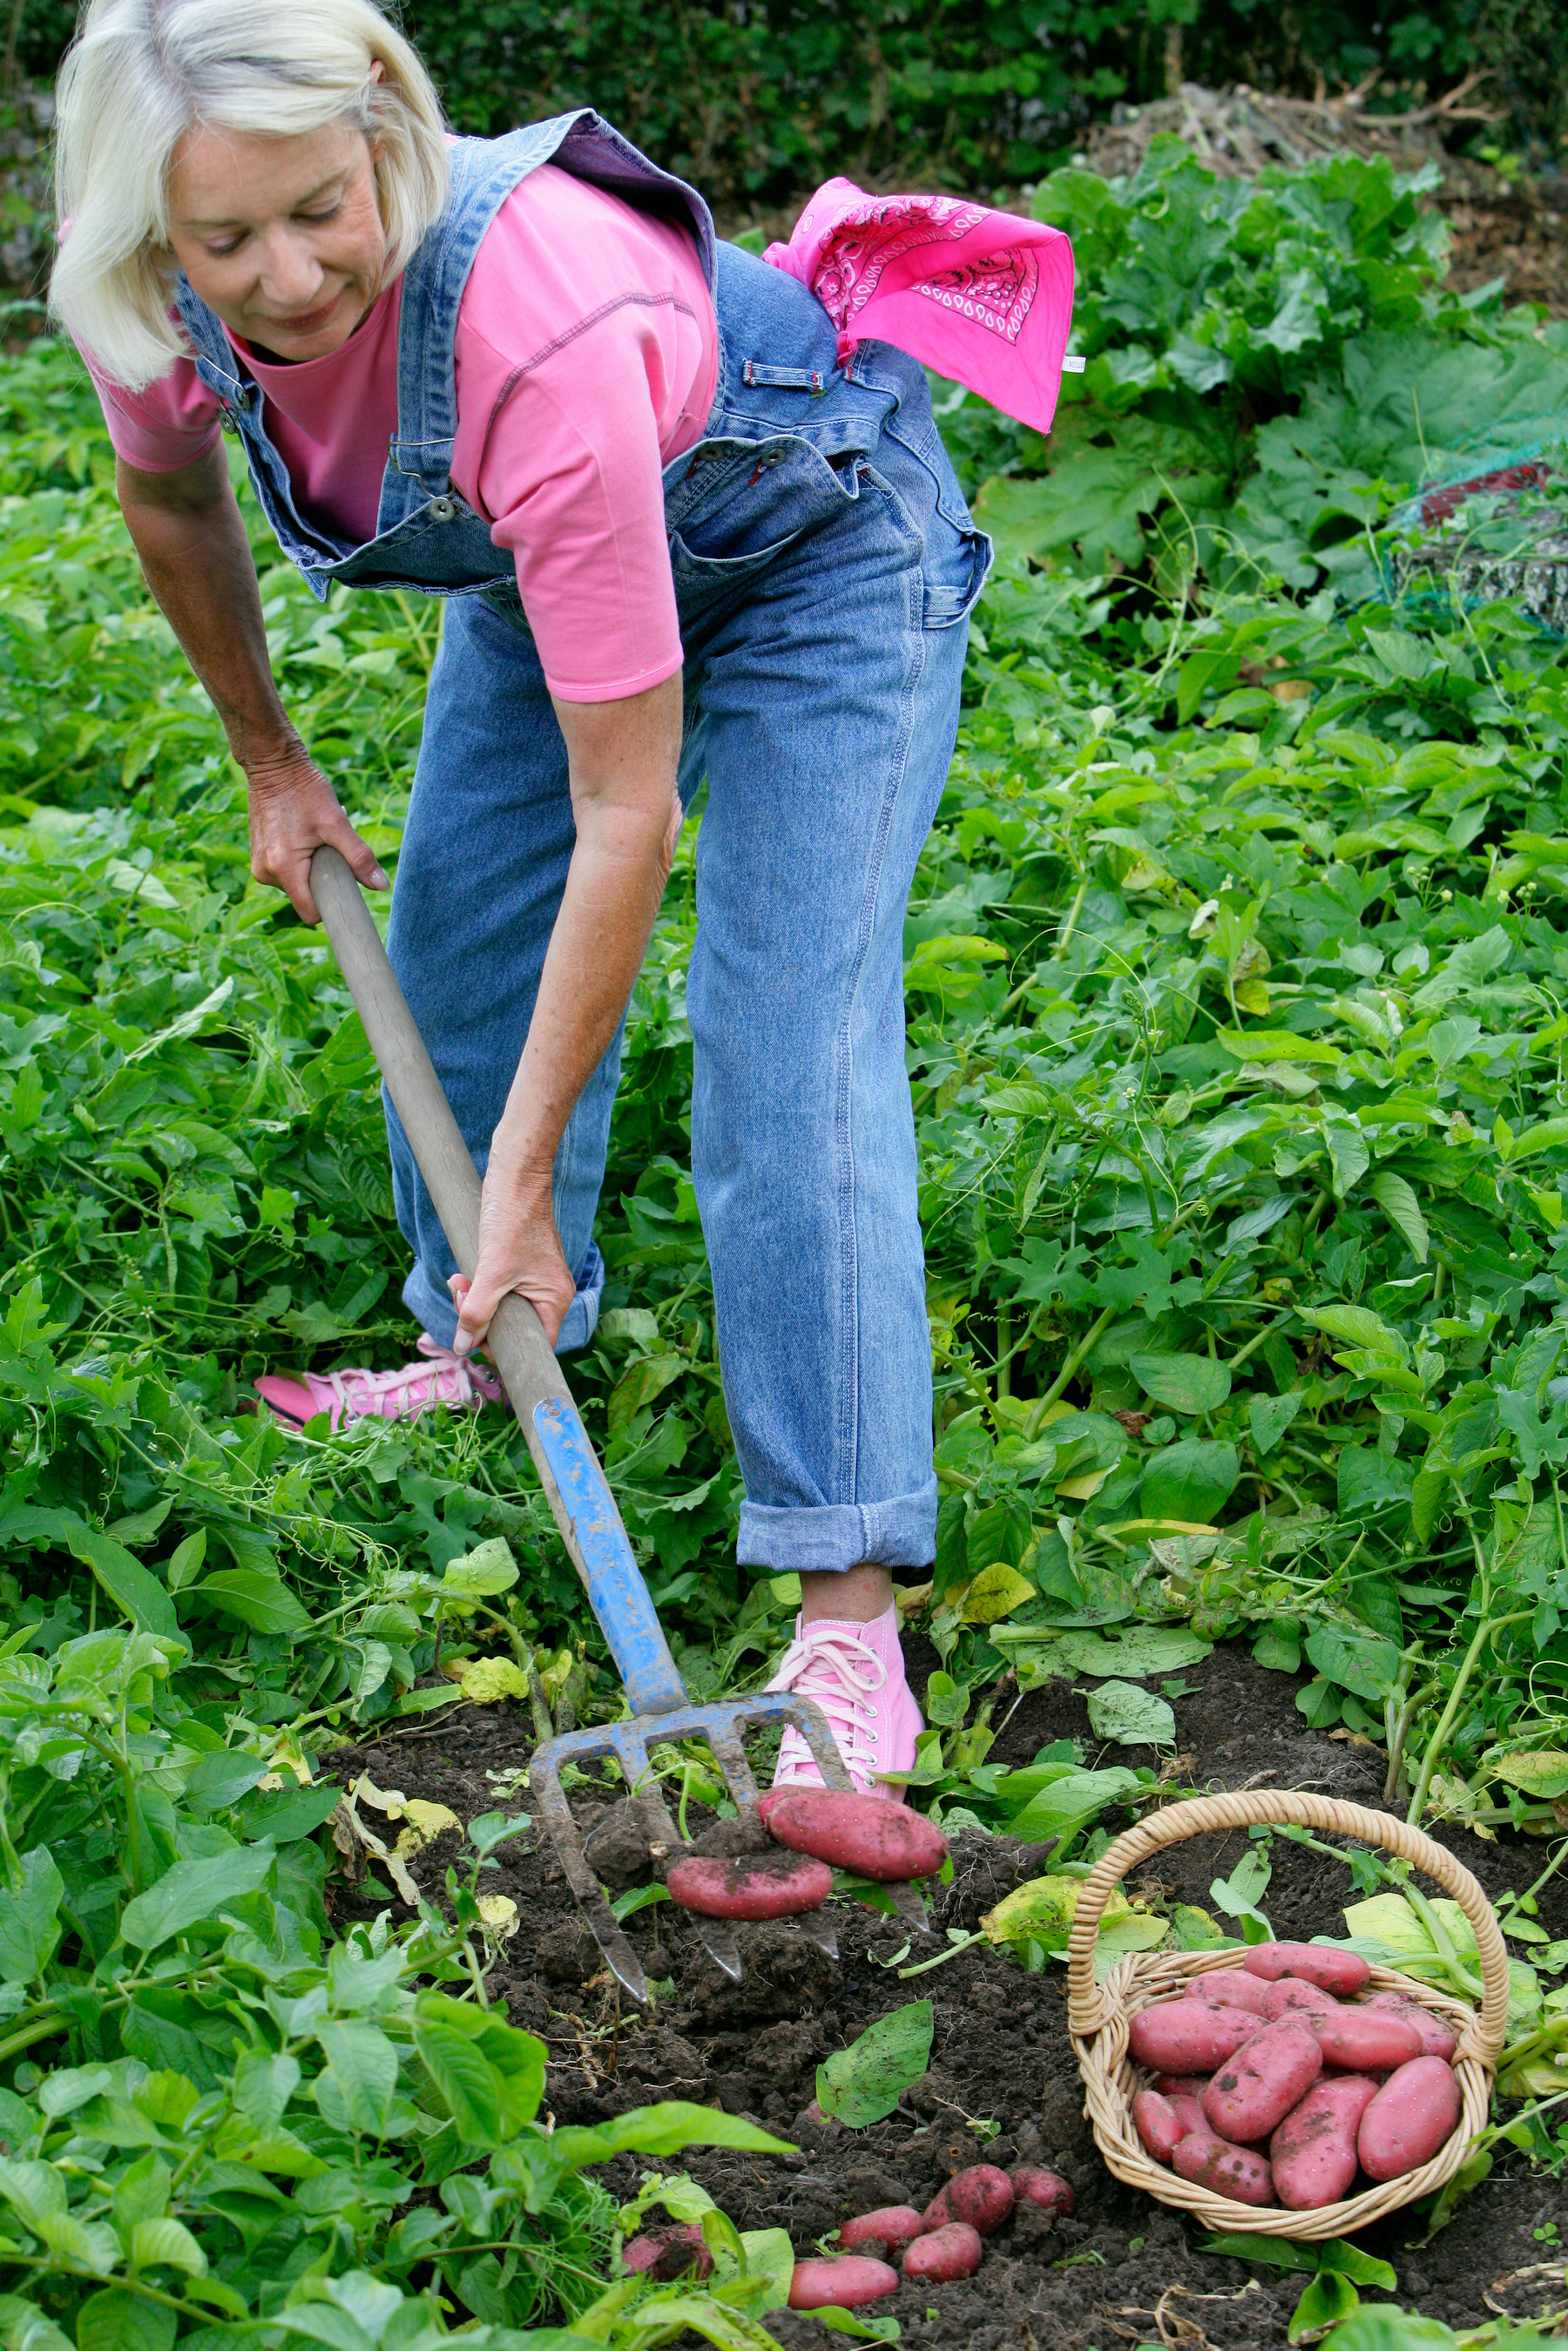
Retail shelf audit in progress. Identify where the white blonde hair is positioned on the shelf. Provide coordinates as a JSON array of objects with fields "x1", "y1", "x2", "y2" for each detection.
[{"x1": 51, "y1": 0, "x2": 450, "y2": 388}]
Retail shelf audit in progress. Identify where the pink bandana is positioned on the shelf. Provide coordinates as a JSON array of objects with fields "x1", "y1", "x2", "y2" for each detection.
[{"x1": 764, "y1": 177, "x2": 1076, "y2": 436}]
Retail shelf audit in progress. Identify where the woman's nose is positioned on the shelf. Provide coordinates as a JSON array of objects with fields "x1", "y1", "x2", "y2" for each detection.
[{"x1": 256, "y1": 231, "x2": 324, "y2": 310}]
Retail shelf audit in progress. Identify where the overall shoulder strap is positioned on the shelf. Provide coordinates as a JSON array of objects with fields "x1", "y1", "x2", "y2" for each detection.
[
  {"x1": 171, "y1": 273, "x2": 253, "y2": 404},
  {"x1": 387, "y1": 112, "x2": 716, "y2": 497}
]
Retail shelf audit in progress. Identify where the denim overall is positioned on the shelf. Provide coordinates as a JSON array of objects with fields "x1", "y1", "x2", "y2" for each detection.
[{"x1": 175, "y1": 111, "x2": 990, "y2": 1574}]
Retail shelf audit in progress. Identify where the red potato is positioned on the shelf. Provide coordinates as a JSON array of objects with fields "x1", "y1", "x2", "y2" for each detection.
[
  {"x1": 1269, "y1": 2076, "x2": 1381, "y2": 2211},
  {"x1": 839, "y1": 2206, "x2": 927, "y2": 2254},
  {"x1": 1312, "y1": 2009, "x2": 1423, "y2": 2073},
  {"x1": 666, "y1": 1848, "x2": 832, "y2": 1919},
  {"x1": 1167, "y1": 2094, "x2": 1209, "y2": 2138},
  {"x1": 1203, "y1": 2020, "x2": 1322, "y2": 2143},
  {"x1": 1358, "y1": 1991, "x2": 1458, "y2": 2063},
  {"x1": 622, "y1": 2224, "x2": 713, "y2": 2280},
  {"x1": 1357, "y1": 2056, "x2": 1463, "y2": 2183},
  {"x1": 1132, "y1": 2091, "x2": 1184, "y2": 2163},
  {"x1": 760, "y1": 1788, "x2": 948, "y2": 1881},
  {"x1": 1261, "y1": 1978, "x2": 1341, "y2": 2022},
  {"x1": 1127, "y1": 2000, "x2": 1260, "y2": 2074},
  {"x1": 789, "y1": 2257, "x2": 900, "y2": 2309},
  {"x1": 903, "y1": 2223, "x2": 983, "y2": 2283},
  {"x1": 1171, "y1": 2131, "x2": 1275, "y2": 2206},
  {"x1": 1010, "y1": 2165, "x2": 1075, "y2": 2219},
  {"x1": 1194, "y1": 1971, "x2": 1270, "y2": 2015},
  {"x1": 1243, "y1": 1942, "x2": 1370, "y2": 1995},
  {"x1": 1152, "y1": 2074, "x2": 1211, "y2": 2099},
  {"x1": 923, "y1": 2164, "x2": 1014, "y2": 2236}
]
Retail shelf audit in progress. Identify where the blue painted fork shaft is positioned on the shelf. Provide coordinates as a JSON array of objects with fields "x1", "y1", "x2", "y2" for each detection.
[{"x1": 310, "y1": 845, "x2": 690, "y2": 1719}]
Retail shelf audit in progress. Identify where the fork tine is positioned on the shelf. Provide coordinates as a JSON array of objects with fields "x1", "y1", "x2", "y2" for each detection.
[
  {"x1": 796, "y1": 1910, "x2": 838, "y2": 1963},
  {"x1": 528, "y1": 1749, "x2": 650, "y2": 2005},
  {"x1": 706, "y1": 1720, "x2": 758, "y2": 1809},
  {"x1": 693, "y1": 1919, "x2": 743, "y2": 1981}
]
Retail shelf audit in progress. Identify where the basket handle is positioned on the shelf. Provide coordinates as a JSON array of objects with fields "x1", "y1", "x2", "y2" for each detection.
[{"x1": 1064, "y1": 1788, "x2": 1510, "y2": 2064}]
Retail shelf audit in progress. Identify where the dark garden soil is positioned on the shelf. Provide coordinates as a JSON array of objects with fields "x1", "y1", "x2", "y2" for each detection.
[{"x1": 324, "y1": 1642, "x2": 1568, "y2": 2349}]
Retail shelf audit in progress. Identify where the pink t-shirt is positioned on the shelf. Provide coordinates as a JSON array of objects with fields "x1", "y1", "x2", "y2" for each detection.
[{"x1": 85, "y1": 166, "x2": 718, "y2": 701}]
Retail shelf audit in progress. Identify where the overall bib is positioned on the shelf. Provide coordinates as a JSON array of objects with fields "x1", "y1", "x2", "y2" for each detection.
[{"x1": 175, "y1": 111, "x2": 990, "y2": 1574}]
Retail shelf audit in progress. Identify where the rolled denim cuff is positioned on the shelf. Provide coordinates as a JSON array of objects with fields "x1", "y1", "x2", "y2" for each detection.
[
  {"x1": 736, "y1": 1474, "x2": 937, "y2": 1572},
  {"x1": 402, "y1": 1239, "x2": 606, "y2": 1357}
]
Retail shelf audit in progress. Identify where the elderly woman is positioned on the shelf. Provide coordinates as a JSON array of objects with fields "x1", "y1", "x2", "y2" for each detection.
[{"x1": 51, "y1": 0, "x2": 1071, "y2": 1791}]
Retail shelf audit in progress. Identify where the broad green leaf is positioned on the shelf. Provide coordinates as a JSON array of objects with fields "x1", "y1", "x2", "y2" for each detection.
[
  {"x1": 922, "y1": 1671, "x2": 970, "y2": 1729},
  {"x1": 128, "y1": 2214, "x2": 206, "y2": 2274},
  {"x1": 545, "y1": 2104, "x2": 794, "y2": 2172},
  {"x1": 1302, "y1": 1625, "x2": 1399, "y2": 1703},
  {"x1": 740, "y1": 2226, "x2": 795, "y2": 2310},
  {"x1": 1216, "y1": 1030, "x2": 1342, "y2": 1064},
  {"x1": 1288, "y1": 2272, "x2": 1360, "y2": 2342},
  {"x1": 1301, "y1": 1303, "x2": 1404, "y2": 1354},
  {"x1": 1054, "y1": 1626, "x2": 1211, "y2": 1679},
  {"x1": 0, "y1": 2299, "x2": 75, "y2": 2351},
  {"x1": 1129, "y1": 1353, "x2": 1231, "y2": 1415},
  {"x1": 1369, "y1": 1170, "x2": 1429, "y2": 1264},
  {"x1": 1319, "y1": 2241, "x2": 1398, "y2": 2290},
  {"x1": 0, "y1": 1847, "x2": 63, "y2": 1985},
  {"x1": 1250, "y1": 1391, "x2": 1302, "y2": 1456},
  {"x1": 189, "y1": 1568, "x2": 310, "y2": 1636},
  {"x1": 76, "y1": 2297, "x2": 176, "y2": 2351},
  {"x1": 1006, "y1": 1767, "x2": 1142, "y2": 1843},
  {"x1": 119, "y1": 1843, "x2": 276, "y2": 1948},
  {"x1": 1085, "y1": 1679, "x2": 1175, "y2": 1745},
  {"x1": 314, "y1": 2021, "x2": 400, "y2": 2138},
  {"x1": 815, "y1": 1999, "x2": 933, "y2": 2127},
  {"x1": 411, "y1": 2016, "x2": 501, "y2": 2146},
  {"x1": 441, "y1": 1538, "x2": 518, "y2": 1599},
  {"x1": 69, "y1": 1524, "x2": 179, "y2": 1641},
  {"x1": 961, "y1": 1562, "x2": 1034, "y2": 1624},
  {"x1": 183, "y1": 1751, "x2": 271, "y2": 1813},
  {"x1": 1140, "y1": 1440, "x2": 1238, "y2": 1523}
]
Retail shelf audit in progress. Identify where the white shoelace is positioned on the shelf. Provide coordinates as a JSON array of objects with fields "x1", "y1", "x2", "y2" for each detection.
[
  {"x1": 326, "y1": 1333, "x2": 502, "y2": 1422},
  {"x1": 766, "y1": 1622, "x2": 889, "y2": 1784}
]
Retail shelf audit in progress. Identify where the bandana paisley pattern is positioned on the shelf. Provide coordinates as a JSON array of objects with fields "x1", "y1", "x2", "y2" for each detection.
[{"x1": 809, "y1": 194, "x2": 1039, "y2": 347}]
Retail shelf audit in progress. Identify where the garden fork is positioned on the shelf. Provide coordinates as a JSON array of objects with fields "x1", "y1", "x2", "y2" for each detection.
[{"x1": 311, "y1": 846, "x2": 926, "y2": 2004}]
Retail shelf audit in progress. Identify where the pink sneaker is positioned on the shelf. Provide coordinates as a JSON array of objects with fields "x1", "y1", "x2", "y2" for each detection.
[
  {"x1": 254, "y1": 1333, "x2": 503, "y2": 1434},
  {"x1": 766, "y1": 1603, "x2": 923, "y2": 1797}
]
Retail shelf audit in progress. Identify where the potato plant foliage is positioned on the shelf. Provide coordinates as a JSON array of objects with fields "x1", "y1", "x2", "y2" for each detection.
[{"x1": 2, "y1": 137, "x2": 1568, "y2": 2339}]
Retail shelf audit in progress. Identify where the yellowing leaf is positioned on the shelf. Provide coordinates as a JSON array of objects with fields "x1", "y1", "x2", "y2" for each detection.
[
  {"x1": 962, "y1": 1562, "x2": 1035, "y2": 1625},
  {"x1": 394, "y1": 1800, "x2": 462, "y2": 1857},
  {"x1": 461, "y1": 1657, "x2": 531, "y2": 1705},
  {"x1": 1488, "y1": 1750, "x2": 1568, "y2": 1800},
  {"x1": 1057, "y1": 1467, "x2": 1112, "y2": 1499},
  {"x1": 477, "y1": 1895, "x2": 518, "y2": 1937},
  {"x1": 352, "y1": 1773, "x2": 407, "y2": 1818}
]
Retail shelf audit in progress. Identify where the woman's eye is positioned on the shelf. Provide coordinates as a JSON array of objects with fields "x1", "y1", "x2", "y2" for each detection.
[{"x1": 300, "y1": 204, "x2": 342, "y2": 226}]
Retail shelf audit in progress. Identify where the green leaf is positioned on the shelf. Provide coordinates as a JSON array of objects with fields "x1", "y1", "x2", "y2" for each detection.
[
  {"x1": 1085, "y1": 1679, "x2": 1175, "y2": 1746},
  {"x1": 922, "y1": 1671, "x2": 970, "y2": 1729},
  {"x1": 1006, "y1": 1767, "x2": 1142, "y2": 1843},
  {"x1": 1369, "y1": 1170, "x2": 1429, "y2": 1264},
  {"x1": 1196, "y1": 2233, "x2": 1315, "y2": 2273},
  {"x1": 410, "y1": 2014, "x2": 501, "y2": 2148},
  {"x1": 1301, "y1": 1303, "x2": 1402, "y2": 1354},
  {"x1": 189, "y1": 1569, "x2": 311, "y2": 1636},
  {"x1": 74, "y1": 2294, "x2": 176, "y2": 2351},
  {"x1": 314, "y1": 2021, "x2": 400, "y2": 2138},
  {"x1": 411, "y1": 1995, "x2": 544, "y2": 2132},
  {"x1": 183, "y1": 1752, "x2": 271, "y2": 1813},
  {"x1": 441, "y1": 1538, "x2": 518, "y2": 1600},
  {"x1": 128, "y1": 2214, "x2": 206, "y2": 2274},
  {"x1": 1288, "y1": 2272, "x2": 1360, "y2": 2342},
  {"x1": 1139, "y1": 1440, "x2": 1239, "y2": 1523},
  {"x1": 545, "y1": 2104, "x2": 795, "y2": 2172},
  {"x1": 1250, "y1": 1391, "x2": 1303, "y2": 1456},
  {"x1": 1319, "y1": 2240, "x2": 1398, "y2": 2291},
  {"x1": 1302, "y1": 1625, "x2": 1400, "y2": 1703},
  {"x1": 120, "y1": 1843, "x2": 276, "y2": 1948},
  {"x1": 1487, "y1": 1749, "x2": 1568, "y2": 1800},
  {"x1": 811, "y1": 2311, "x2": 902, "y2": 2341},
  {"x1": 815, "y1": 2000, "x2": 933, "y2": 2127},
  {"x1": 0, "y1": 1847, "x2": 63, "y2": 1985},
  {"x1": 739, "y1": 2226, "x2": 796, "y2": 2310},
  {"x1": 1054, "y1": 1626, "x2": 1212, "y2": 1679},
  {"x1": 1216, "y1": 1030, "x2": 1342, "y2": 1064},
  {"x1": 1301, "y1": 2314, "x2": 1456, "y2": 2350},
  {"x1": 1129, "y1": 1353, "x2": 1231, "y2": 1415}
]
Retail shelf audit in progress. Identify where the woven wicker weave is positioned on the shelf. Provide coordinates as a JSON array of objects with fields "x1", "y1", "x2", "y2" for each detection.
[{"x1": 1065, "y1": 1789, "x2": 1510, "y2": 2239}]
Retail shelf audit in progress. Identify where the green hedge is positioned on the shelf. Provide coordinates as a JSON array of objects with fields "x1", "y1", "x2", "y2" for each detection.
[{"x1": 18, "y1": 0, "x2": 1542, "y2": 217}]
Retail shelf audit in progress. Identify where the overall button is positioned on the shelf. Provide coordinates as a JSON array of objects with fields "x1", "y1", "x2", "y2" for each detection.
[{"x1": 429, "y1": 496, "x2": 456, "y2": 521}]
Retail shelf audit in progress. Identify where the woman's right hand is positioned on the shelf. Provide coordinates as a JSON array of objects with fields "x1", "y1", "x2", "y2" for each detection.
[{"x1": 246, "y1": 746, "x2": 389, "y2": 923}]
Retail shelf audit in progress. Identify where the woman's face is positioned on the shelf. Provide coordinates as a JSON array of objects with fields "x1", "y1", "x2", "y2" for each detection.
[{"x1": 166, "y1": 116, "x2": 387, "y2": 362}]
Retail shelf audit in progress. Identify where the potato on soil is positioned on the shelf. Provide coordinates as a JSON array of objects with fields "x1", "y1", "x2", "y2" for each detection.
[
  {"x1": 1357, "y1": 2056, "x2": 1463, "y2": 2182},
  {"x1": 789, "y1": 2256, "x2": 900, "y2": 2309},
  {"x1": 1171, "y1": 2131, "x2": 1275, "y2": 2205},
  {"x1": 923, "y1": 2163, "x2": 1014, "y2": 2236},
  {"x1": 622, "y1": 2224, "x2": 713, "y2": 2280},
  {"x1": 1243, "y1": 1942, "x2": 1370, "y2": 1995},
  {"x1": 666, "y1": 1848, "x2": 832, "y2": 1919},
  {"x1": 1261, "y1": 1977, "x2": 1341, "y2": 2021},
  {"x1": 760, "y1": 1787, "x2": 948, "y2": 1881},
  {"x1": 1127, "y1": 1999, "x2": 1259, "y2": 2073},
  {"x1": 1010, "y1": 2165, "x2": 1075, "y2": 2218},
  {"x1": 1358, "y1": 1990, "x2": 1458, "y2": 2062},
  {"x1": 1269, "y1": 2075, "x2": 1381, "y2": 2210},
  {"x1": 1311, "y1": 2009, "x2": 1423, "y2": 2072},
  {"x1": 903, "y1": 2223, "x2": 983, "y2": 2281},
  {"x1": 1133, "y1": 2091, "x2": 1184, "y2": 2163},
  {"x1": 839, "y1": 2206, "x2": 926, "y2": 2253},
  {"x1": 1194, "y1": 1970, "x2": 1269, "y2": 2014},
  {"x1": 1203, "y1": 2019, "x2": 1322, "y2": 2142}
]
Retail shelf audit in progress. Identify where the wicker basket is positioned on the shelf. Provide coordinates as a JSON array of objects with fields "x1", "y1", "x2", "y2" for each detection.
[{"x1": 1065, "y1": 1789, "x2": 1510, "y2": 2240}]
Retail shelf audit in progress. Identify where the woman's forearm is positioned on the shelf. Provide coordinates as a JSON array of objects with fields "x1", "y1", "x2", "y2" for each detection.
[{"x1": 116, "y1": 445, "x2": 299, "y2": 770}]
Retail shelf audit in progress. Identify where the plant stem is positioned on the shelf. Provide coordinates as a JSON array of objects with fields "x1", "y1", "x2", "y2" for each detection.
[
  {"x1": 1025, "y1": 1303, "x2": 1117, "y2": 1437},
  {"x1": 1406, "y1": 1608, "x2": 1533, "y2": 1827}
]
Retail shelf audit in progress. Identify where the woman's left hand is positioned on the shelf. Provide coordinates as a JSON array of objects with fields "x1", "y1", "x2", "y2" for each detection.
[{"x1": 449, "y1": 1164, "x2": 577, "y2": 1354}]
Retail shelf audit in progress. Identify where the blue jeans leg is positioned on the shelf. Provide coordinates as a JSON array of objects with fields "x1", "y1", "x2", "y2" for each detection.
[
  {"x1": 681, "y1": 456, "x2": 972, "y2": 1573},
  {"x1": 384, "y1": 591, "x2": 615, "y2": 1353}
]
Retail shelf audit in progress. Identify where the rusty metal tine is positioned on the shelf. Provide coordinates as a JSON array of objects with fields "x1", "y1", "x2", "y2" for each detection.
[
  {"x1": 706, "y1": 1719, "x2": 758, "y2": 1810},
  {"x1": 527, "y1": 1749, "x2": 649, "y2": 2005}
]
